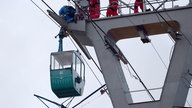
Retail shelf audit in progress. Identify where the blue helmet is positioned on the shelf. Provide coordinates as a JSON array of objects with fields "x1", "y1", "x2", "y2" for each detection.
[{"x1": 59, "y1": 6, "x2": 76, "y2": 22}]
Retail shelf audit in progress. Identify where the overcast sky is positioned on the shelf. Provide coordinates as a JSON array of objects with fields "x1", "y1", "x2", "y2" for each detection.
[{"x1": 0, "y1": 0, "x2": 191, "y2": 108}]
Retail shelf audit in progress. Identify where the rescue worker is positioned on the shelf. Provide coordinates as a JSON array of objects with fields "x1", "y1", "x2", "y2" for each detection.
[
  {"x1": 88, "y1": 0, "x2": 100, "y2": 19},
  {"x1": 134, "y1": 0, "x2": 143, "y2": 13},
  {"x1": 59, "y1": 6, "x2": 76, "y2": 22},
  {"x1": 106, "y1": 0, "x2": 119, "y2": 17}
]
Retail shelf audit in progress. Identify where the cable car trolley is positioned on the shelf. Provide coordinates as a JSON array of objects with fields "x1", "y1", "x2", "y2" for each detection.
[{"x1": 50, "y1": 50, "x2": 85, "y2": 98}]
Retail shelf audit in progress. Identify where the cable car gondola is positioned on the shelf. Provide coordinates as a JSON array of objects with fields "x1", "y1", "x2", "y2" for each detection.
[{"x1": 50, "y1": 50, "x2": 85, "y2": 98}]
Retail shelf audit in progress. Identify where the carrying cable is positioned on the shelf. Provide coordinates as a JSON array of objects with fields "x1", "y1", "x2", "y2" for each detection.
[{"x1": 30, "y1": 0, "x2": 60, "y2": 27}]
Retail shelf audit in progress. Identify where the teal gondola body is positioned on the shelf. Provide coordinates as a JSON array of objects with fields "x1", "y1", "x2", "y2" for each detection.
[{"x1": 50, "y1": 50, "x2": 85, "y2": 98}]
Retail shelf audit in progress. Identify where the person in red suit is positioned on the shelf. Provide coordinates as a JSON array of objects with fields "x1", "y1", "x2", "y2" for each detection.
[
  {"x1": 134, "y1": 0, "x2": 143, "y2": 13},
  {"x1": 88, "y1": 0, "x2": 100, "y2": 19},
  {"x1": 106, "y1": 0, "x2": 119, "y2": 17}
]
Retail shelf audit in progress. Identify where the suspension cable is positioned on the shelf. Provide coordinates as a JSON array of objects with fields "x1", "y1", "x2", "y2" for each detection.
[
  {"x1": 72, "y1": 84, "x2": 106, "y2": 108},
  {"x1": 41, "y1": 0, "x2": 57, "y2": 14},
  {"x1": 150, "y1": 41, "x2": 168, "y2": 69}
]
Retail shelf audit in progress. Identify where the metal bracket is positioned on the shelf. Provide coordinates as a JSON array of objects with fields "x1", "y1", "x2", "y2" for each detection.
[
  {"x1": 167, "y1": 27, "x2": 181, "y2": 40},
  {"x1": 137, "y1": 25, "x2": 151, "y2": 43}
]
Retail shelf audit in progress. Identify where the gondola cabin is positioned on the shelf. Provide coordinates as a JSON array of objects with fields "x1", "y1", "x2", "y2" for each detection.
[{"x1": 50, "y1": 50, "x2": 85, "y2": 98}]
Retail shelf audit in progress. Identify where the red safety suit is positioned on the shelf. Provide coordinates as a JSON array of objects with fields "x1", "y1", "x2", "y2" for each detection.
[
  {"x1": 106, "y1": 0, "x2": 118, "y2": 17},
  {"x1": 134, "y1": 0, "x2": 143, "y2": 13},
  {"x1": 88, "y1": 0, "x2": 100, "y2": 19}
]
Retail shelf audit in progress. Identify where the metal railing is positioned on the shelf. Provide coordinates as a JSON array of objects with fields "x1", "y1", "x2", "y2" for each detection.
[{"x1": 100, "y1": 0, "x2": 189, "y2": 16}]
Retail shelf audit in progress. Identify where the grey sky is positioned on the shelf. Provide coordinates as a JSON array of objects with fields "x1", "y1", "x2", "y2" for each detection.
[{"x1": 0, "y1": 0, "x2": 191, "y2": 108}]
